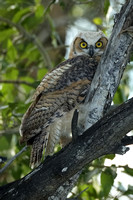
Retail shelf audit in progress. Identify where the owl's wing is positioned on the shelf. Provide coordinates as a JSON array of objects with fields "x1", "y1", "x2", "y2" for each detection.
[
  {"x1": 20, "y1": 79, "x2": 89, "y2": 167},
  {"x1": 20, "y1": 55, "x2": 97, "y2": 167},
  {"x1": 20, "y1": 55, "x2": 97, "y2": 142},
  {"x1": 32, "y1": 59, "x2": 72, "y2": 100},
  {"x1": 20, "y1": 78, "x2": 90, "y2": 143},
  {"x1": 32, "y1": 54, "x2": 97, "y2": 100}
]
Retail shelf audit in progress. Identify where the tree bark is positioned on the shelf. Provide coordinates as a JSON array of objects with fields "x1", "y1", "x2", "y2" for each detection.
[
  {"x1": 78, "y1": 0, "x2": 133, "y2": 131},
  {"x1": 1, "y1": 97, "x2": 133, "y2": 200},
  {"x1": 0, "y1": 0, "x2": 133, "y2": 200}
]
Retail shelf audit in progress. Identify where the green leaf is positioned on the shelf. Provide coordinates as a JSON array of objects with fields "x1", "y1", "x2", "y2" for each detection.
[
  {"x1": 113, "y1": 86, "x2": 126, "y2": 104},
  {"x1": 11, "y1": 164, "x2": 23, "y2": 179},
  {"x1": 35, "y1": 0, "x2": 41, "y2": 4},
  {"x1": 124, "y1": 185, "x2": 133, "y2": 195},
  {"x1": 29, "y1": 80, "x2": 39, "y2": 88},
  {"x1": 104, "y1": 0, "x2": 110, "y2": 15},
  {"x1": 79, "y1": 184, "x2": 97, "y2": 199},
  {"x1": 14, "y1": 102, "x2": 31, "y2": 115},
  {"x1": 3, "y1": 67, "x2": 18, "y2": 80},
  {"x1": 123, "y1": 165, "x2": 133, "y2": 176},
  {"x1": 1, "y1": 84, "x2": 15, "y2": 102},
  {"x1": 6, "y1": 39, "x2": 18, "y2": 62},
  {"x1": 0, "y1": 136, "x2": 10, "y2": 151},
  {"x1": 0, "y1": 91, "x2": 3, "y2": 97},
  {"x1": 101, "y1": 169, "x2": 114, "y2": 197},
  {"x1": 35, "y1": 5, "x2": 44, "y2": 18},
  {"x1": 37, "y1": 68, "x2": 48, "y2": 79},
  {"x1": 93, "y1": 17, "x2": 102, "y2": 25},
  {"x1": 12, "y1": 7, "x2": 32, "y2": 23},
  {"x1": 0, "y1": 29, "x2": 16, "y2": 43},
  {"x1": 20, "y1": 44, "x2": 40, "y2": 66},
  {"x1": 105, "y1": 154, "x2": 115, "y2": 160}
]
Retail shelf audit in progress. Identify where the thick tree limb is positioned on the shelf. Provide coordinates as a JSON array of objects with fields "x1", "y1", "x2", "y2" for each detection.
[
  {"x1": 0, "y1": 97, "x2": 133, "y2": 200},
  {"x1": 78, "y1": 0, "x2": 133, "y2": 131}
]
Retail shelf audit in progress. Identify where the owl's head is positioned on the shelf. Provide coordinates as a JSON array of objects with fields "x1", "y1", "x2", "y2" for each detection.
[{"x1": 69, "y1": 31, "x2": 108, "y2": 59}]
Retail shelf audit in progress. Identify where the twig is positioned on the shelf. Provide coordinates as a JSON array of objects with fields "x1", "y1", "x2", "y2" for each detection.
[
  {"x1": 0, "y1": 80, "x2": 34, "y2": 87},
  {"x1": 71, "y1": 109, "x2": 79, "y2": 141},
  {"x1": 67, "y1": 187, "x2": 89, "y2": 199},
  {"x1": 0, "y1": 16, "x2": 52, "y2": 67},
  {"x1": 73, "y1": 0, "x2": 92, "y2": 4},
  {"x1": 76, "y1": 187, "x2": 89, "y2": 198},
  {"x1": 0, "y1": 146, "x2": 27, "y2": 174},
  {"x1": 44, "y1": 0, "x2": 56, "y2": 16},
  {"x1": 121, "y1": 135, "x2": 133, "y2": 146},
  {"x1": 0, "y1": 127, "x2": 19, "y2": 136},
  {"x1": 33, "y1": 36, "x2": 53, "y2": 67},
  {"x1": 46, "y1": 44, "x2": 69, "y2": 51}
]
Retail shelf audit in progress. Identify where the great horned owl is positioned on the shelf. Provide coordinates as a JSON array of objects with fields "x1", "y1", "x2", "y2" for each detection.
[{"x1": 20, "y1": 31, "x2": 108, "y2": 167}]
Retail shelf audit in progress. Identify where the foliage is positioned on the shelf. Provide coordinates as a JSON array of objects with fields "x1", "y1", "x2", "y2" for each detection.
[{"x1": 0, "y1": 0, "x2": 133, "y2": 199}]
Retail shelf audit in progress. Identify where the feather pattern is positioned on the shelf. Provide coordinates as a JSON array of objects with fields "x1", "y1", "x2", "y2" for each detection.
[
  {"x1": 20, "y1": 30, "x2": 108, "y2": 167},
  {"x1": 20, "y1": 55, "x2": 98, "y2": 166}
]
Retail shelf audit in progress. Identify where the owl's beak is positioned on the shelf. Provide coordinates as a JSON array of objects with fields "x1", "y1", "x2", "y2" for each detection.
[{"x1": 88, "y1": 45, "x2": 94, "y2": 57}]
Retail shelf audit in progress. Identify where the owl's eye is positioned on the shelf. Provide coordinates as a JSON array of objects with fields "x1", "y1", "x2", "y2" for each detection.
[
  {"x1": 95, "y1": 41, "x2": 103, "y2": 48},
  {"x1": 80, "y1": 41, "x2": 87, "y2": 49}
]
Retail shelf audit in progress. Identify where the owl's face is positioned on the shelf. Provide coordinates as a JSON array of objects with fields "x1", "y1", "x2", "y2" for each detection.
[{"x1": 69, "y1": 31, "x2": 108, "y2": 59}]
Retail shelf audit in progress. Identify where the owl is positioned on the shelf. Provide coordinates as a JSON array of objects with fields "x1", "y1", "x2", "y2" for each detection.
[{"x1": 20, "y1": 31, "x2": 108, "y2": 167}]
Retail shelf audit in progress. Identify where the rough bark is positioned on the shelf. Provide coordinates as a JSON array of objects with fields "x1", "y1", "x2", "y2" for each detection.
[
  {"x1": 0, "y1": 0, "x2": 133, "y2": 200},
  {"x1": 78, "y1": 0, "x2": 133, "y2": 131},
  {"x1": 1, "y1": 97, "x2": 133, "y2": 200}
]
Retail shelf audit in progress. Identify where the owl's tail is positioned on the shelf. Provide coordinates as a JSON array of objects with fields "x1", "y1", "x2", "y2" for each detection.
[{"x1": 30, "y1": 131, "x2": 49, "y2": 168}]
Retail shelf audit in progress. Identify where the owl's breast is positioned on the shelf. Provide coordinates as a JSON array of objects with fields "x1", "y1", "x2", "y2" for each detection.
[{"x1": 55, "y1": 55, "x2": 98, "y2": 90}]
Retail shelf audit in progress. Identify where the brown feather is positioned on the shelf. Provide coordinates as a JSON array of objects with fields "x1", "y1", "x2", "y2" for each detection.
[{"x1": 20, "y1": 31, "x2": 108, "y2": 167}]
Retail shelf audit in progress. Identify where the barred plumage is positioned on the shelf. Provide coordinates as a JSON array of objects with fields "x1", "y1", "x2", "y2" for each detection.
[{"x1": 20, "y1": 31, "x2": 108, "y2": 167}]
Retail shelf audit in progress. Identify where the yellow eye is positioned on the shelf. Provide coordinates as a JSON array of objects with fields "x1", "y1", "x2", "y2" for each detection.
[
  {"x1": 80, "y1": 41, "x2": 87, "y2": 49},
  {"x1": 95, "y1": 41, "x2": 103, "y2": 48}
]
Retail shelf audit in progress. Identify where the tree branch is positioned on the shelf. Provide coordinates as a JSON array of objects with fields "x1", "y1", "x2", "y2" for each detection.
[
  {"x1": 0, "y1": 127, "x2": 19, "y2": 136},
  {"x1": 121, "y1": 135, "x2": 133, "y2": 146},
  {"x1": 0, "y1": 146, "x2": 27, "y2": 174},
  {"x1": 0, "y1": 80, "x2": 34, "y2": 87},
  {"x1": 0, "y1": 97, "x2": 133, "y2": 200},
  {"x1": 78, "y1": 0, "x2": 133, "y2": 132},
  {"x1": 44, "y1": 0, "x2": 56, "y2": 16}
]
